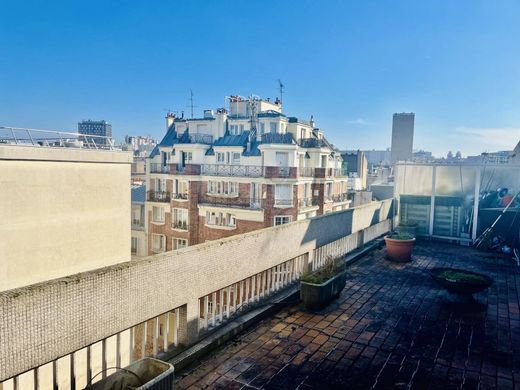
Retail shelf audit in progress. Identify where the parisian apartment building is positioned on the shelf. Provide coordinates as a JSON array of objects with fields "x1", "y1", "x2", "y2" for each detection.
[{"x1": 136, "y1": 95, "x2": 354, "y2": 256}]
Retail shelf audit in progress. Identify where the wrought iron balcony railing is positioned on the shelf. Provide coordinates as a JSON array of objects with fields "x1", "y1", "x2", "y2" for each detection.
[
  {"x1": 173, "y1": 192, "x2": 189, "y2": 200},
  {"x1": 201, "y1": 164, "x2": 264, "y2": 178},
  {"x1": 172, "y1": 221, "x2": 189, "y2": 230},
  {"x1": 299, "y1": 167, "x2": 315, "y2": 177},
  {"x1": 298, "y1": 197, "x2": 320, "y2": 208},
  {"x1": 147, "y1": 190, "x2": 171, "y2": 203},
  {"x1": 150, "y1": 163, "x2": 170, "y2": 173}
]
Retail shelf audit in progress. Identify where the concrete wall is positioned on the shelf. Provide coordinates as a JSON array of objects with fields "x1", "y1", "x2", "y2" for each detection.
[
  {"x1": 0, "y1": 145, "x2": 132, "y2": 291},
  {"x1": 0, "y1": 199, "x2": 393, "y2": 381}
]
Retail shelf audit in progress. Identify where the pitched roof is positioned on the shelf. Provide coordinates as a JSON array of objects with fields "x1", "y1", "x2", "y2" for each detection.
[
  {"x1": 214, "y1": 131, "x2": 250, "y2": 147},
  {"x1": 261, "y1": 132, "x2": 295, "y2": 145},
  {"x1": 158, "y1": 125, "x2": 178, "y2": 147}
]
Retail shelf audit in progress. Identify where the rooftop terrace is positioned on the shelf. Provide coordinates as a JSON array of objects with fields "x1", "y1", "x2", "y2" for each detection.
[{"x1": 176, "y1": 241, "x2": 520, "y2": 389}]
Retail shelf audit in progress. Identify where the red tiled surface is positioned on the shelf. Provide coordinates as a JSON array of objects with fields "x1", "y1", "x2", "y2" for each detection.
[{"x1": 176, "y1": 242, "x2": 520, "y2": 389}]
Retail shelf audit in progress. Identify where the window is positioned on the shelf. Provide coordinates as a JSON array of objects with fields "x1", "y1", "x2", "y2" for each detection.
[
  {"x1": 152, "y1": 206, "x2": 165, "y2": 223},
  {"x1": 275, "y1": 184, "x2": 293, "y2": 206},
  {"x1": 270, "y1": 122, "x2": 277, "y2": 133},
  {"x1": 208, "y1": 181, "x2": 239, "y2": 196},
  {"x1": 216, "y1": 152, "x2": 225, "y2": 163},
  {"x1": 172, "y1": 238, "x2": 188, "y2": 250},
  {"x1": 156, "y1": 178, "x2": 166, "y2": 192},
  {"x1": 232, "y1": 152, "x2": 241, "y2": 164},
  {"x1": 174, "y1": 180, "x2": 188, "y2": 199},
  {"x1": 274, "y1": 216, "x2": 292, "y2": 225},
  {"x1": 172, "y1": 208, "x2": 188, "y2": 230},
  {"x1": 206, "y1": 211, "x2": 236, "y2": 227},
  {"x1": 325, "y1": 182, "x2": 333, "y2": 201},
  {"x1": 229, "y1": 124, "x2": 243, "y2": 135},
  {"x1": 300, "y1": 128, "x2": 306, "y2": 139},
  {"x1": 259, "y1": 123, "x2": 265, "y2": 134},
  {"x1": 152, "y1": 234, "x2": 166, "y2": 252},
  {"x1": 185, "y1": 152, "x2": 193, "y2": 162},
  {"x1": 131, "y1": 237, "x2": 138, "y2": 255}
]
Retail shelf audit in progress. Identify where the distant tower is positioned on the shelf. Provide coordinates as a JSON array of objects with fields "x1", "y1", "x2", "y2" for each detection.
[
  {"x1": 78, "y1": 120, "x2": 112, "y2": 146},
  {"x1": 390, "y1": 113, "x2": 415, "y2": 164}
]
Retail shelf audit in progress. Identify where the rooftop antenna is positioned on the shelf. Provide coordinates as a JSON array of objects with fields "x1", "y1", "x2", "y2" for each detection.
[
  {"x1": 278, "y1": 79, "x2": 285, "y2": 105},
  {"x1": 188, "y1": 89, "x2": 198, "y2": 118}
]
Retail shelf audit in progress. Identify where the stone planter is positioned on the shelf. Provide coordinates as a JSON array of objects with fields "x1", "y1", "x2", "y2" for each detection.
[
  {"x1": 300, "y1": 270, "x2": 347, "y2": 310},
  {"x1": 384, "y1": 235, "x2": 415, "y2": 262},
  {"x1": 430, "y1": 267, "x2": 492, "y2": 310},
  {"x1": 85, "y1": 357, "x2": 174, "y2": 390}
]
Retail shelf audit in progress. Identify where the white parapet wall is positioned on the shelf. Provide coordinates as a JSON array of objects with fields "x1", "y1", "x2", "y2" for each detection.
[
  {"x1": 0, "y1": 145, "x2": 133, "y2": 291},
  {"x1": 0, "y1": 198, "x2": 394, "y2": 383}
]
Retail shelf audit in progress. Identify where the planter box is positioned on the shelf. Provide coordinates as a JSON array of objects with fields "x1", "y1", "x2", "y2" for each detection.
[
  {"x1": 384, "y1": 236, "x2": 415, "y2": 262},
  {"x1": 85, "y1": 357, "x2": 174, "y2": 390},
  {"x1": 300, "y1": 270, "x2": 347, "y2": 310}
]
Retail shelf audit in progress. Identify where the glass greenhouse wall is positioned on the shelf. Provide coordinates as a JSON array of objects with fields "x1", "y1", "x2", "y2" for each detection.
[{"x1": 394, "y1": 162, "x2": 520, "y2": 244}]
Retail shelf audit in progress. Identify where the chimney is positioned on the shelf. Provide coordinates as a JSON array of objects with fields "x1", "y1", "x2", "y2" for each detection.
[{"x1": 166, "y1": 112, "x2": 175, "y2": 129}]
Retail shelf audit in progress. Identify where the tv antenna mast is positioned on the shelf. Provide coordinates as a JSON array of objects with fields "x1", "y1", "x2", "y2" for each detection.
[
  {"x1": 278, "y1": 79, "x2": 285, "y2": 105},
  {"x1": 188, "y1": 89, "x2": 198, "y2": 118}
]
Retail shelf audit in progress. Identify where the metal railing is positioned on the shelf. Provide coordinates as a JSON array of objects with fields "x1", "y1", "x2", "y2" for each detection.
[
  {"x1": 298, "y1": 197, "x2": 320, "y2": 208},
  {"x1": 0, "y1": 126, "x2": 117, "y2": 150},
  {"x1": 200, "y1": 196, "x2": 264, "y2": 209},
  {"x1": 331, "y1": 193, "x2": 352, "y2": 203},
  {"x1": 172, "y1": 192, "x2": 189, "y2": 200},
  {"x1": 150, "y1": 163, "x2": 169, "y2": 174},
  {"x1": 131, "y1": 219, "x2": 144, "y2": 230},
  {"x1": 187, "y1": 133, "x2": 213, "y2": 144},
  {"x1": 147, "y1": 191, "x2": 171, "y2": 203},
  {"x1": 299, "y1": 167, "x2": 315, "y2": 177},
  {"x1": 274, "y1": 198, "x2": 293, "y2": 207},
  {"x1": 201, "y1": 164, "x2": 264, "y2": 178},
  {"x1": 172, "y1": 221, "x2": 188, "y2": 230}
]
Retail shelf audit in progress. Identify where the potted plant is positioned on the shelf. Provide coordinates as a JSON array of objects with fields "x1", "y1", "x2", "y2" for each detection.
[
  {"x1": 300, "y1": 255, "x2": 347, "y2": 310},
  {"x1": 384, "y1": 233, "x2": 415, "y2": 262},
  {"x1": 397, "y1": 220, "x2": 418, "y2": 236},
  {"x1": 430, "y1": 267, "x2": 492, "y2": 309}
]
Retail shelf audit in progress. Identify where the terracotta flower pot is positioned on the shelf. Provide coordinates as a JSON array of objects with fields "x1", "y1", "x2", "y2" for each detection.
[{"x1": 384, "y1": 235, "x2": 415, "y2": 262}]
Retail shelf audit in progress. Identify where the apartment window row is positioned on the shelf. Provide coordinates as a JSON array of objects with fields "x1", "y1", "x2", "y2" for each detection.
[
  {"x1": 152, "y1": 234, "x2": 188, "y2": 252},
  {"x1": 216, "y1": 151, "x2": 240, "y2": 164},
  {"x1": 206, "y1": 211, "x2": 236, "y2": 228},
  {"x1": 172, "y1": 208, "x2": 188, "y2": 230},
  {"x1": 208, "y1": 180, "x2": 239, "y2": 196}
]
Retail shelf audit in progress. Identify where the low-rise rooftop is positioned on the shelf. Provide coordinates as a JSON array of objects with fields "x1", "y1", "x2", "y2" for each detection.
[{"x1": 176, "y1": 241, "x2": 520, "y2": 389}]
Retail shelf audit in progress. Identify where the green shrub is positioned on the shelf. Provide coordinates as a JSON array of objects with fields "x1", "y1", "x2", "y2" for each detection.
[
  {"x1": 301, "y1": 255, "x2": 345, "y2": 284},
  {"x1": 440, "y1": 270, "x2": 487, "y2": 283},
  {"x1": 389, "y1": 233, "x2": 414, "y2": 240}
]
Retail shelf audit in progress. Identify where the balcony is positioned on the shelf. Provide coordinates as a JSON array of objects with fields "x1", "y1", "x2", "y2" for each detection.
[
  {"x1": 172, "y1": 220, "x2": 188, "y2": 231},
  {"x1": 149, "y1": 163, "x2": 169, "y2": 174},
  {"x1": 176, "y1": 239, "x2": 520, "y2": 389},
  {"x1": 331, "y1": 192, "x2": 352, "y2": 203},
  {"x1": 172, "y1": 192, "x2": 189, "y2": 201},
  {"x1": 199, "y1": 196, "x2": 264, "y2": 210},
  {"x1": 298, "y1": 167, "x2": 315, "y2": 177},
  {"x1": 326, "y1": 167, "x2": 346, "y2": 177},
  {"x1": 274, "y1": 198, "x2": 293, "y2": 207},
  {"x1": 201, "y1": 164, "x2": 263, "y2": 178},
  {"x1": 147, "y1": 190, "x2": 171, "y2": 202},
  {"x1": 131, "y1": 219, "x2": 144, "y2": 230},
  {"x1": 298, "y1": 197, "x2": 320, "y2": 208},
  {"x1": 0, "y1": 200, "x2": 401, "y2": 388}
]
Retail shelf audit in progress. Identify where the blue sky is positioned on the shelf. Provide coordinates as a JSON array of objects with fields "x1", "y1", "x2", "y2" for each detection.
[{"x1": 1, "y1": 0, "x2": 519, "y2": 156}]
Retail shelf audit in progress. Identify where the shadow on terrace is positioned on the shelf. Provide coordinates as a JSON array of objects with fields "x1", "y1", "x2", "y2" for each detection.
[{"x1": 176, "y1": 241, "x2": 520, "y2": 389}]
